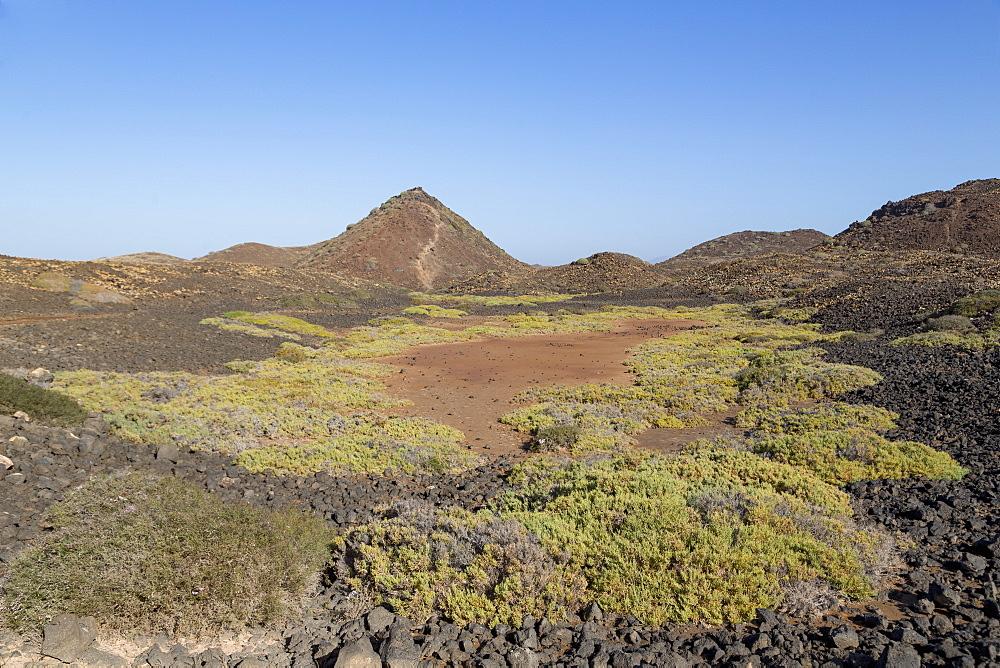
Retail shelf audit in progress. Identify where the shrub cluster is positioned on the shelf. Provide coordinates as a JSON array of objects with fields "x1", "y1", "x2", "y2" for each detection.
[
  {"x1": 894, "y1": 289, "x2": 1000, "y2": 350},
  {"x1": 0, "y1": 374, "x2": 88, "y2": 428},
  {"x1": 1, "y1": 472, "x2": 333, "y2": 635},
  {"x1": 332, "y1": 501, "x2": 585, "y2": 626},
  {"x1": 493, "y1": 449, "x2": 887, "y2": 625},
  {"x1": 402, "y1": 304, "x2": 469, "y2": 318}
]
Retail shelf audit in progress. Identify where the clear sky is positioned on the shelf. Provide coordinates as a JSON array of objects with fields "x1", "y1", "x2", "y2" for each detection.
[{"x1": 1, "y1": 1, "x2": 998, "y2": 265}]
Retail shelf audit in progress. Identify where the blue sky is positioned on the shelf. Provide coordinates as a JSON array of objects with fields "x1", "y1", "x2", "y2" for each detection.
[{"x1": 1, "y1": 1, "x2": 998, "y2": 265}]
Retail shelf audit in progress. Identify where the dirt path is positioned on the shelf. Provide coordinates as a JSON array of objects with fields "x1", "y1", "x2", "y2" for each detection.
[
  {"x1": 0, "y1": 313, "x2": 121, "y2": 327},
  {"x1": 375, "y1": 318, "x2": 703, "y2": 456}
]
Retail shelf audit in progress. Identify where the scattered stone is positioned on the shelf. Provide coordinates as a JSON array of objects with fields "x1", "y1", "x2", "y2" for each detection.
[
  {"x1": 40, "y1": 613, "x2": 97, "y2": 663},
  {"x1": 334, "y1": 636, "x2": 380, "y2": 667}
]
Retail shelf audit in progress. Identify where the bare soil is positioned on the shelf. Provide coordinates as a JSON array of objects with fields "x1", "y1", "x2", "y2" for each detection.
[{"x1": 374, "y1": 318, "x2": 707, "y2": 456}]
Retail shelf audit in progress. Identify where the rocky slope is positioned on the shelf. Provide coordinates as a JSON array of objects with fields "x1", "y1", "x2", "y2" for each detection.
[
  {"x1": 95, "y1": 252, "x2": 188, "y2": 265},
  {"x1": 195, "y1": 242, "x2": 323, "y2": 267},
  {"x1": 834, "y1": 179, "x2": 1000, "y2": 255},
  {"x1": 297, "y1": 188, "x2": 528, "y2": 291},
  {"x1": 447, "y1": 252, "x2": 669, "y2": 295},
  {"x1": 657, "y1": 229, "x2": 829, "y2": 275}
]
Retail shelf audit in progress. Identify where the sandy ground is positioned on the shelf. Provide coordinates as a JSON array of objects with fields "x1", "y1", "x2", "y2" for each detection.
[{"x1": 375, "y1": 318, "x2": 715, "y2": 457}]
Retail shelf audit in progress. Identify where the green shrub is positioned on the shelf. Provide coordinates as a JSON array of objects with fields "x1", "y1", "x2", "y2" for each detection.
[
  {"x1": 734, "y1": 402, "x2": 898, "y2": 435},
  {"x1": 837, "y1": 330, "x2": 884, "y2": 342},
  {"x1": 0, "y1": 374, "x2": 88, "y2": 428},
  {"x1": 948, "y1": 289, "x2": 1000, "y2": 317},
  {"x1": 925, "y1": 315, "x2": 975, "y2": 331},
  {"x1": 1, "y1": 472, "x2": 333, "y2": 635},
  {"x1": 495, "y1": 449, "x2": 886, "y2": 625},
  {"x1": 402, "y1": 304, "x2": 468, "y2": 318},
  {"x1": 752, "y1": 430, "x2": 967, "y2": 485},
  {"x1": 332, "y1": 502, "x2": 585, "y2": 626},
  {"x1": 529, "y1": 424, "x2": 582, "y2": 452},
  {"x1": 891, "y1": 330, "x2": 1000, "y2": 351}
]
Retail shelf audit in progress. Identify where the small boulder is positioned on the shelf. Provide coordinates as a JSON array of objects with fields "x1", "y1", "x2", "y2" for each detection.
[
  {"x1": 879, "y1": 642, "x2": 921, "y2": 668},
  {"x1": 334, "y1": 637, "x2": 380, "y2": 668},
  {"x1": 929, "y1": 581, "x2": 962, "y2": 609},
  {"x1": 0, "y1": 454, "x2": 13, "y2": 470},
  {"x1": 155, "y1": 443, "x2": 180, "y2": 463},
  {"x1": 40, "y1": 613, "x2": 98, "y2": 663},
  {"x1": 829, "y1": 625, "x2": 859, "y2": 649},
  {"x1": 366, "y1": 606, "x2": 395, "y2": 633},
  {"x1": 27, "y1": 368, "x2": 54, "y2": 388},
  {"x1": 507, "y1": 646, "x2": 541, "y2": 668}
]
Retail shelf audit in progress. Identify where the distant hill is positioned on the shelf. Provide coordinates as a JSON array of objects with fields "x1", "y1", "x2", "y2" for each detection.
[
  {"x1": 297, "y1": 187, "x2": 528, "y2": 290},
  {"x1": 97, "y1": 252, "x2": 189, "y2": 265},
  {"x1": 833, "y1": 179, "x2": 1000, "y2": 255},
  {"x1": 448, "y1": 252, "x2": 668, "y2": 294},
  {"x1": 657, "y1": 229, "x2": 829, "y2": 275},
  {"x1": 195, "y1": 242, "x2": 322, "y2": 267}
]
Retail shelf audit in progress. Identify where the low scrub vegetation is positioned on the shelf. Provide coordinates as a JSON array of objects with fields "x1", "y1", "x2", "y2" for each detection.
[
  {"x1": 0, "y1": 374, "x2": 88, "y2": 428},
  {"x1": 493, "y1": 449, "x2": 888, "y2": 624},
  {"x1": 1, "y1": 472, "x2": 333, "y2": 635},
  {"x1": 332, "y1": 501, "x2": 586, "y2": 626},
  {"x1": 402, "y1": 304, "x2": 469, "y2": 318},
  {"x1": 751, "y1": 429, "x2": 966, "y2": 485},
  {"x1": 893, "y1": 289, "x2": 1000, "y2": 350}
]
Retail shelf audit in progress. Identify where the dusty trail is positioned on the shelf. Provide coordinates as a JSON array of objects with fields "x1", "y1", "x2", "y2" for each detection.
[
  {"x1": 375, "y1": 318, "x2": 702, "y2": 456},
  {"x1": 0, "y1": 313, "x2": 121, "y2": 327}
]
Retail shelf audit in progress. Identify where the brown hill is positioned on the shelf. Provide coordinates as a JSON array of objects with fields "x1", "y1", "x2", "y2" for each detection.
[
  {"x1": 195, "y1": 242, "x2": 322, "y2": 267},
  {"x1": 447, "y1": 252, "x2": 668, "y2": 294},
  {"x1": 833, "y1": 179, "x2": 1000, "y2": 255},
  {"x1": 97, "y1": 252, "x2": 189, "y2": 265},
  {"x1": 657, "y1": 229, "x2": 829, "y2": 275},
  {"x1": 297, "y1": 188, "x2": 528, "y2": 290}
]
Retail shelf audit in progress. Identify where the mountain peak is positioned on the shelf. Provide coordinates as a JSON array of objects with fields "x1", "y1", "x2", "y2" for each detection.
[{"x1": 297, "y1": 189, "x2": 526, "y2": 290}]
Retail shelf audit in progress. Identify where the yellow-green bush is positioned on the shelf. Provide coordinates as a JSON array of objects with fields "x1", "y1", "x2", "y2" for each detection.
[
  {"x1": 402, "y1": 304, "x2": 468, "y2": 318},
  {"x1": 891, "y1": 330, "x2": 1000, "y2": 350},
  {"x1": 734, "y1": 402, "x2": 898, "y2": 435},
  {"x1": 235, "y1": 415, "x2": 480, "y2": 475},
  {"x1": 751, "y1": 430, "x2": 966, "y2": 485},
  {"x1": 332, "y1": 503, "x2": 585, "y2": 626},
  {"x1": 199, "y1": 317, "x2": 302, "y2": 340},
  {"x1": 222, "y1": 312, "x2": 339, "y2": 338},
  {"x1": 1, "y1": 472, "x2": 333, "y2": 635},
  {"x1": 493, "y1": 449, "x2": 884, "y2": 625}
]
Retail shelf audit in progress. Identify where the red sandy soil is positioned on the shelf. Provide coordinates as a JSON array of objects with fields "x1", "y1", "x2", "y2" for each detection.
[{"x1": 375, "y1": 318, "x2": 709, "y2": 457}]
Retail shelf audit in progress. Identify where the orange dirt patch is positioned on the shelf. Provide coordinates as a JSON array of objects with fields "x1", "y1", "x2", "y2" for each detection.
[{"x1": 375, "y1": 318, "x2": 704, "y2": 457}]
